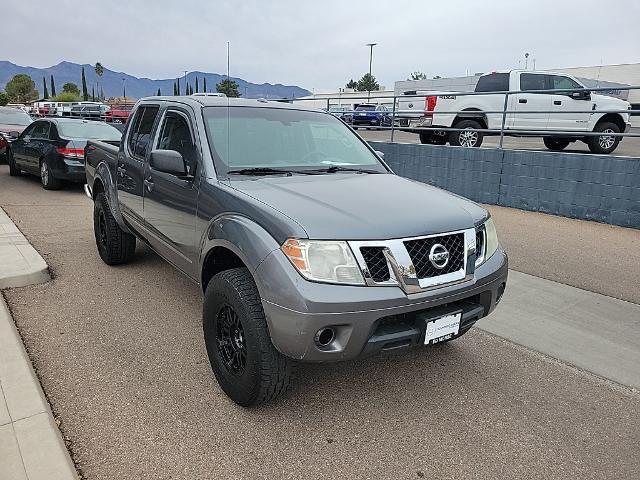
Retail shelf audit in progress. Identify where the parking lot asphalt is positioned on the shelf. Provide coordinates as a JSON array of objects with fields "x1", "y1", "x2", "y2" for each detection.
[
  {"x1": 360, "y1": 128, "x2": 640, "y2": 157},
  {"x1": 1, "y1": 166, "x2": 639, "y2": 480}
]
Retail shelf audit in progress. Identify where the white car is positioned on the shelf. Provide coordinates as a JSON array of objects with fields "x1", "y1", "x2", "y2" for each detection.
[{"x1": 398, "y1": 70, "x2": 631, "y2": 154}]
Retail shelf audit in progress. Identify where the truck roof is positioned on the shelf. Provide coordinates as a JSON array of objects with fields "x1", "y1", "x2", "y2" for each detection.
[{"x1": 140, "y1": 95, "x2": 318, "y2": 112}]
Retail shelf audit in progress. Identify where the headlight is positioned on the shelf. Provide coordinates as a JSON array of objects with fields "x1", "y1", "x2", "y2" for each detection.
[
  {"x1": 479, "y1": 217, "x2": 499, "y2": 265},
  {"x1": 281, "y1": 239, "x2": 365, "y2": 285}
]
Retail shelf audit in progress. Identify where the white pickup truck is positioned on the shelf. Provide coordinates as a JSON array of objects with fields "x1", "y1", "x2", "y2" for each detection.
[{"x1": 398, "y1": 70, "x2": 631, "y2": 154}]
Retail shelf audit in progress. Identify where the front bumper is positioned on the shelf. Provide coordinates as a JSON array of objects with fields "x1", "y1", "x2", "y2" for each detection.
[{"x1": 255, "y1": 246, "x2": 508, "y2": 362}]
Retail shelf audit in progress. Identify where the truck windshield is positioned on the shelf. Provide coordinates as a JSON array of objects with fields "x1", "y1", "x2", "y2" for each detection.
[{"x1": 203, "y1": 107, "x2": 387, "y2": 175}]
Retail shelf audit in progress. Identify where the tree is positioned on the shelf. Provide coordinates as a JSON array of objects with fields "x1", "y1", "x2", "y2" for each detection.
[
  {"x1": 173, "y1": 81, "x2": 178, "y2": 96},
  {"x1": 81, "y1": 67, "x2": 88, "y2": 101},
  {"x1": 94, "y1": 62, "x2": 104, "y2": 99},
  {"x1": 43, "y1": 77, "x2": 49, "y2": 99},
  {"x1": 177, "y1": 78, "x2": 180, "y2": 95},
  {"x1": 50, "y1": 75, "x2": 56, "y2": 97},
  {"x1": 356, "y1": 73, "x2": 380, "y2": 92},
  {"x1": 346, "y1": 79, "x2": 358, "y2": 89},
  {"x1": 53, "y1": 92, "x2": 81, "y2": 102},
  {"x1": 203, "y1": 77, "x2": 207, "y2": 93},
  {"x1": 195, "y1": 77, "x2": 199, "y2": 93},
  {"x1": 62, "y1": 82, "x2": 80, "y2": 96},
  {"x1": 0, "y1": 92, "x2": 8, "y2": 106},
  {"x1": 410, "y1": 71, "x2": 427, "y2": 80},
  {"x1": 92, "y1": 86, "x2": 95, "y2": 101},
  {"x1": 216, "y1": 79, "x2": 240, "y2": 97},
  {"x1": 156, "y1": 88, "x2": 161, "y2": 96},
  {"x1": 5, "y1": 74, "x2": 38, "y2": 103}
]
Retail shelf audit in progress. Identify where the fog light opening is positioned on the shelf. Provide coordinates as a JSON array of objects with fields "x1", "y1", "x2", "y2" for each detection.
[
  {"x1": 315, "y1": 328, "x2": 336, "y2": 348},
  {"x1": 496, "y1": 283, "x2": 506, "y2": 304}
]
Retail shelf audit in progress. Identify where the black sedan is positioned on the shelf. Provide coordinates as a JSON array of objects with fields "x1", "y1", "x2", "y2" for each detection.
[{"x1": 6, "y1": 118, "x2": 122, "y2": 190}]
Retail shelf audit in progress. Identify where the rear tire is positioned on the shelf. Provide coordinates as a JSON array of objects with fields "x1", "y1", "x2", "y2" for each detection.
[
  {"x1": 588, "y1": 121, "x2": 621, "y2": 154},
  {"x1": 93, "y1": 192, "x2": 136, "y2": 265},
  {"x1": 543, "y1": 137, "x2": 571, "y2": 151},
  {"x1": 203, "y1": 267, "x2": 295, "y2": 407},
  {"x1": 449, "y1": 119, "x2": 484, "y2": 148},
  {"x1": 7, "y1": 150, "x2": 21, "y2": 176},
  {"x1": 40, "y1": 159, "x2": 62, "y2": 190}
]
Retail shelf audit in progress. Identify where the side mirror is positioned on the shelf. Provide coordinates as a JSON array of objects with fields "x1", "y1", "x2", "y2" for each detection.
[
  {"x1": 570, "y1": 89, "x2": 591, "y2": 100},
  {"x1": 150, "y1": 149, "x2": 187, "y2": 176},
  {"x1": 9, "y1": 131, "x2": 20, "y2": 139},
  {"x1": 375, "y1": 150, "x2": 385, "y2": 159}
]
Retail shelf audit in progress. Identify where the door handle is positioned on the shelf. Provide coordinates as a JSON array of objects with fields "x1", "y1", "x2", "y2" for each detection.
[
  {"x1": 116, "y1": 165, "x2": 126, "y2": 176},
  {"x1": 554, "y1": 100, "x2": 562, "y2": 105},
  {"x1": 144, "y1": 178, "x2": 154, "y2": 192},
  {"x1": 518, "y1": 99, "x2": 527, "y2": 104}
]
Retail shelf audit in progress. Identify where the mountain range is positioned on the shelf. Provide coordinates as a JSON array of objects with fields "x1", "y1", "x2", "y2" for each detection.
[{"x1": 0, "y1": 61, "x2": 311, "y2": 100}]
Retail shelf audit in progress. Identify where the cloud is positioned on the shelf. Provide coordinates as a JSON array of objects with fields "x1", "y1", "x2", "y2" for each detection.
[{"x1": 2, "y1": 0, "x2": 638, "y2": 91}]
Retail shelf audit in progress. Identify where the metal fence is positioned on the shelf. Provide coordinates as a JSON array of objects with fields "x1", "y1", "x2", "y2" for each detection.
[{"x1": 292, "y1": 85, "x2": 640, "y2": 149}]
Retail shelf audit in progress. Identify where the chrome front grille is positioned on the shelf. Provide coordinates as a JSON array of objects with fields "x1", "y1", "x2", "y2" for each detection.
[{"x1": 351, "y1": 228, "x2": 477, "y2": 294}]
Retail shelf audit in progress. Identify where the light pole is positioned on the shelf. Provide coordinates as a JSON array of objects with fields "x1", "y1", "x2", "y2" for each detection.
[
  {"x1": 366, "y1": 42, "x2": 377, "y2": 101},
  {"x1": 524, "y1": 52, "x2": 530, "y2": 70}
]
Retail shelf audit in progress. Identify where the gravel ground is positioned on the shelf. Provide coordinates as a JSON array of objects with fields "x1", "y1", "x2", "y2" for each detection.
[{"x1": 1, "y1": 166, "x2": 639, "y2": 480}]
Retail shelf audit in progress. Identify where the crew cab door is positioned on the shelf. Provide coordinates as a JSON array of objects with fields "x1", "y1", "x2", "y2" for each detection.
[
  {"x1": 545, "y1": 74, "x2": 592, "y2": 132},
  {"x1": 510, "y1": 72, "x2": 551, "y2": 132},
  {"x1": 142, "y1": 107, "x2": 200, "y2": 279},
  {"x1": 117, "y1": 105, "x2": 160, "y2": 232}
]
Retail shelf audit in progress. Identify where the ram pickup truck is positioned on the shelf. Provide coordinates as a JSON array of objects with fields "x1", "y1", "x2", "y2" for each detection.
[
  {"x1": 399, "y1": 70, "x2": 631, "y2": 154},
  {"x1": 85, "y1": 96, "x2": 508, "y2": 406}
]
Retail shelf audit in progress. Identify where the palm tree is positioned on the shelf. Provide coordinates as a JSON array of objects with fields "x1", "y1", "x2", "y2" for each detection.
[{"x1": 94, "y1": 62, "x2": 104, "y2": 100}]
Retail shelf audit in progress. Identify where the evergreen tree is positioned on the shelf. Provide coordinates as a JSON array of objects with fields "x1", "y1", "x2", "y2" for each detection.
[
  {"x1": 81, "y1": 67, "x2": 88, "y2": 101},
  {"x1": 92, "y1": 86, "x2": 95, "y2": 101},
  {"x1": 203, "y1": 77, "x2": 207, "y2": 93},
  {"x1": 195, "y1": 77, "x2": 199, "y2": 93},
  {"x1": 157, "y1": 88, "x2": 161, "y2": 96},
  {"x1": 346, "y1": 79, "x2": 358, "y2": 89},
  {"x1": 216, "y1": 79, "x2": 241, "y2": 97},
  {"x1": 173, "y1": 82, "x2": 177, "y2": 96},
  {"x1": 43, "y1": 77, "x2": 49, "y2": 99},
  {"x1": 50, "y1": 75, "x2": 56, "y2": 97},
  {"x1": 177, "y1": 78, "x2": 180, "y2": 95}
]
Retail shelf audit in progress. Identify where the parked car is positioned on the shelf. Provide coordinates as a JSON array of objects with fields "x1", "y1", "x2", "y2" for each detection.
[
  {"x1": 0, "y1": 106, "x2": 33, "y2": 160},
  {"x1": 351, "y1": 103, "x2": 392, "y2": 129},
  {"x1": 398, "y1": 70, "x2": 631, "y2": 153},
  {"x1": 84, "y1": 97, "x2": 508, "y2": 407},
  {"x1": 327, "y1": 106, "x2": 352, "y2": 124},
  {"x1": 103, "y1": 103, "x2": 133, "y2": 124},
  {"x1": 6, "y1": 118, "x2": 121, "y2": 190},
  {"x1": 70, "y1": 103, "x2": 103, "y2": 119}
]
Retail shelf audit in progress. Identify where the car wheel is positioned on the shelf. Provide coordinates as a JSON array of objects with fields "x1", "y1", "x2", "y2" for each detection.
[
  {"x1": 203, "y1": 267, "x2": 295, "y2": 407},
  {"x1": 543, "y1": 137, "x2": 571, "y2": 151},
  {"x1": 449, "y1": 119, "x2": 484, "y2": 148},
  {"x1": 588, "y1": 122, "x2": 621, "y2": 154},
  {"x1": 40, "y1": 159, "x2": 62, "y2": 190},
  {"x1": 7, "y1": 150, "x2": 21, "y2": 176},
  {"x1": 93, "y1": 192, "x2": 136, "y2": 265}
]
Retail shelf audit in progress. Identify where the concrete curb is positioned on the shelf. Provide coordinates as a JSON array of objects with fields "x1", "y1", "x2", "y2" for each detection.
[
  {"x1": 0, "y1": 209, "x2": 77, "y2": 479},
  {"x1": 0, "y1": 208, "x2": 49, "y2": 290}
]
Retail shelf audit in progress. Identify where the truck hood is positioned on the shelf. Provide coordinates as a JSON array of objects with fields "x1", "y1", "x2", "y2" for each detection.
[
  {"x1": 228, "y1": 173, "x2": 487, "y2": 240},
  {"x1": 591, "y1": 93, "x2": 630, "y2": 110}
]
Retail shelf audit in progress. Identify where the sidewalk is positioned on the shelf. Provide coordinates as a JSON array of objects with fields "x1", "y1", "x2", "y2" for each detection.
[{"x1": 0, "y1": 207, "x2": 76, "y2": 480}]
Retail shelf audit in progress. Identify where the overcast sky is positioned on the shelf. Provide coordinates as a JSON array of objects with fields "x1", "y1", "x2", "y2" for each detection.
[{"x1": 2, "y1": 0, "x2": 639, "y2": 91}]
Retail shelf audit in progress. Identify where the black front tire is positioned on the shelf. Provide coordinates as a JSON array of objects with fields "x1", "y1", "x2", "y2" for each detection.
[
  {"x1": 203, "y1": 267, "x2": 295, "y2": 407},
  {"x1": 543, "y1": 137, "x2": 571, "y2": 151},
  {"x1": 93, "y1": 192, "x2": 136, "y2": 265},
  {"x1": 588, "y1": 121, "x2": 621, "y2": 154},
  {"x1": 7, "y1": 150, "x2": 21, "y2": 176},
  {"x1": 449, "y1": 119, "x2": 484, "y2": 148}
]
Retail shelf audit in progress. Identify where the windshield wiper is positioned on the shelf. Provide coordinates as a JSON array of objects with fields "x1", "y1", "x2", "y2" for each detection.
[
  {"x1": 308, "y1": 166, "x2": 383, "y2": 174},
  {"x1": 226, "y1": 167, "x2": 296, "y2": 176}
]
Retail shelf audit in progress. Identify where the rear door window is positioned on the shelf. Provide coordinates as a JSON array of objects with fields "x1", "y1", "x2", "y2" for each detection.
[
  {"x1": 520, "y1": 73, "x2": 548, "y2": 91},
  {"x1": 127, "y1": 106, "x2": 159, "y2": 159},
  {"x1": 475, "y1": 73, "x2": 510, "y2": 92}
]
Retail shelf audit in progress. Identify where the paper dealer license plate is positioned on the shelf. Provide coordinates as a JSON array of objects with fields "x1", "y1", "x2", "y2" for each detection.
[{"x1": 424, "y1": 313, "x2": 461, "y2": 345}]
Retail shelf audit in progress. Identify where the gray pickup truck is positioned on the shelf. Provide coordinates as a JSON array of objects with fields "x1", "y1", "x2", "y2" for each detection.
[{"x1": 85, "y1": 96, "x2": 508, "y2": 406}]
